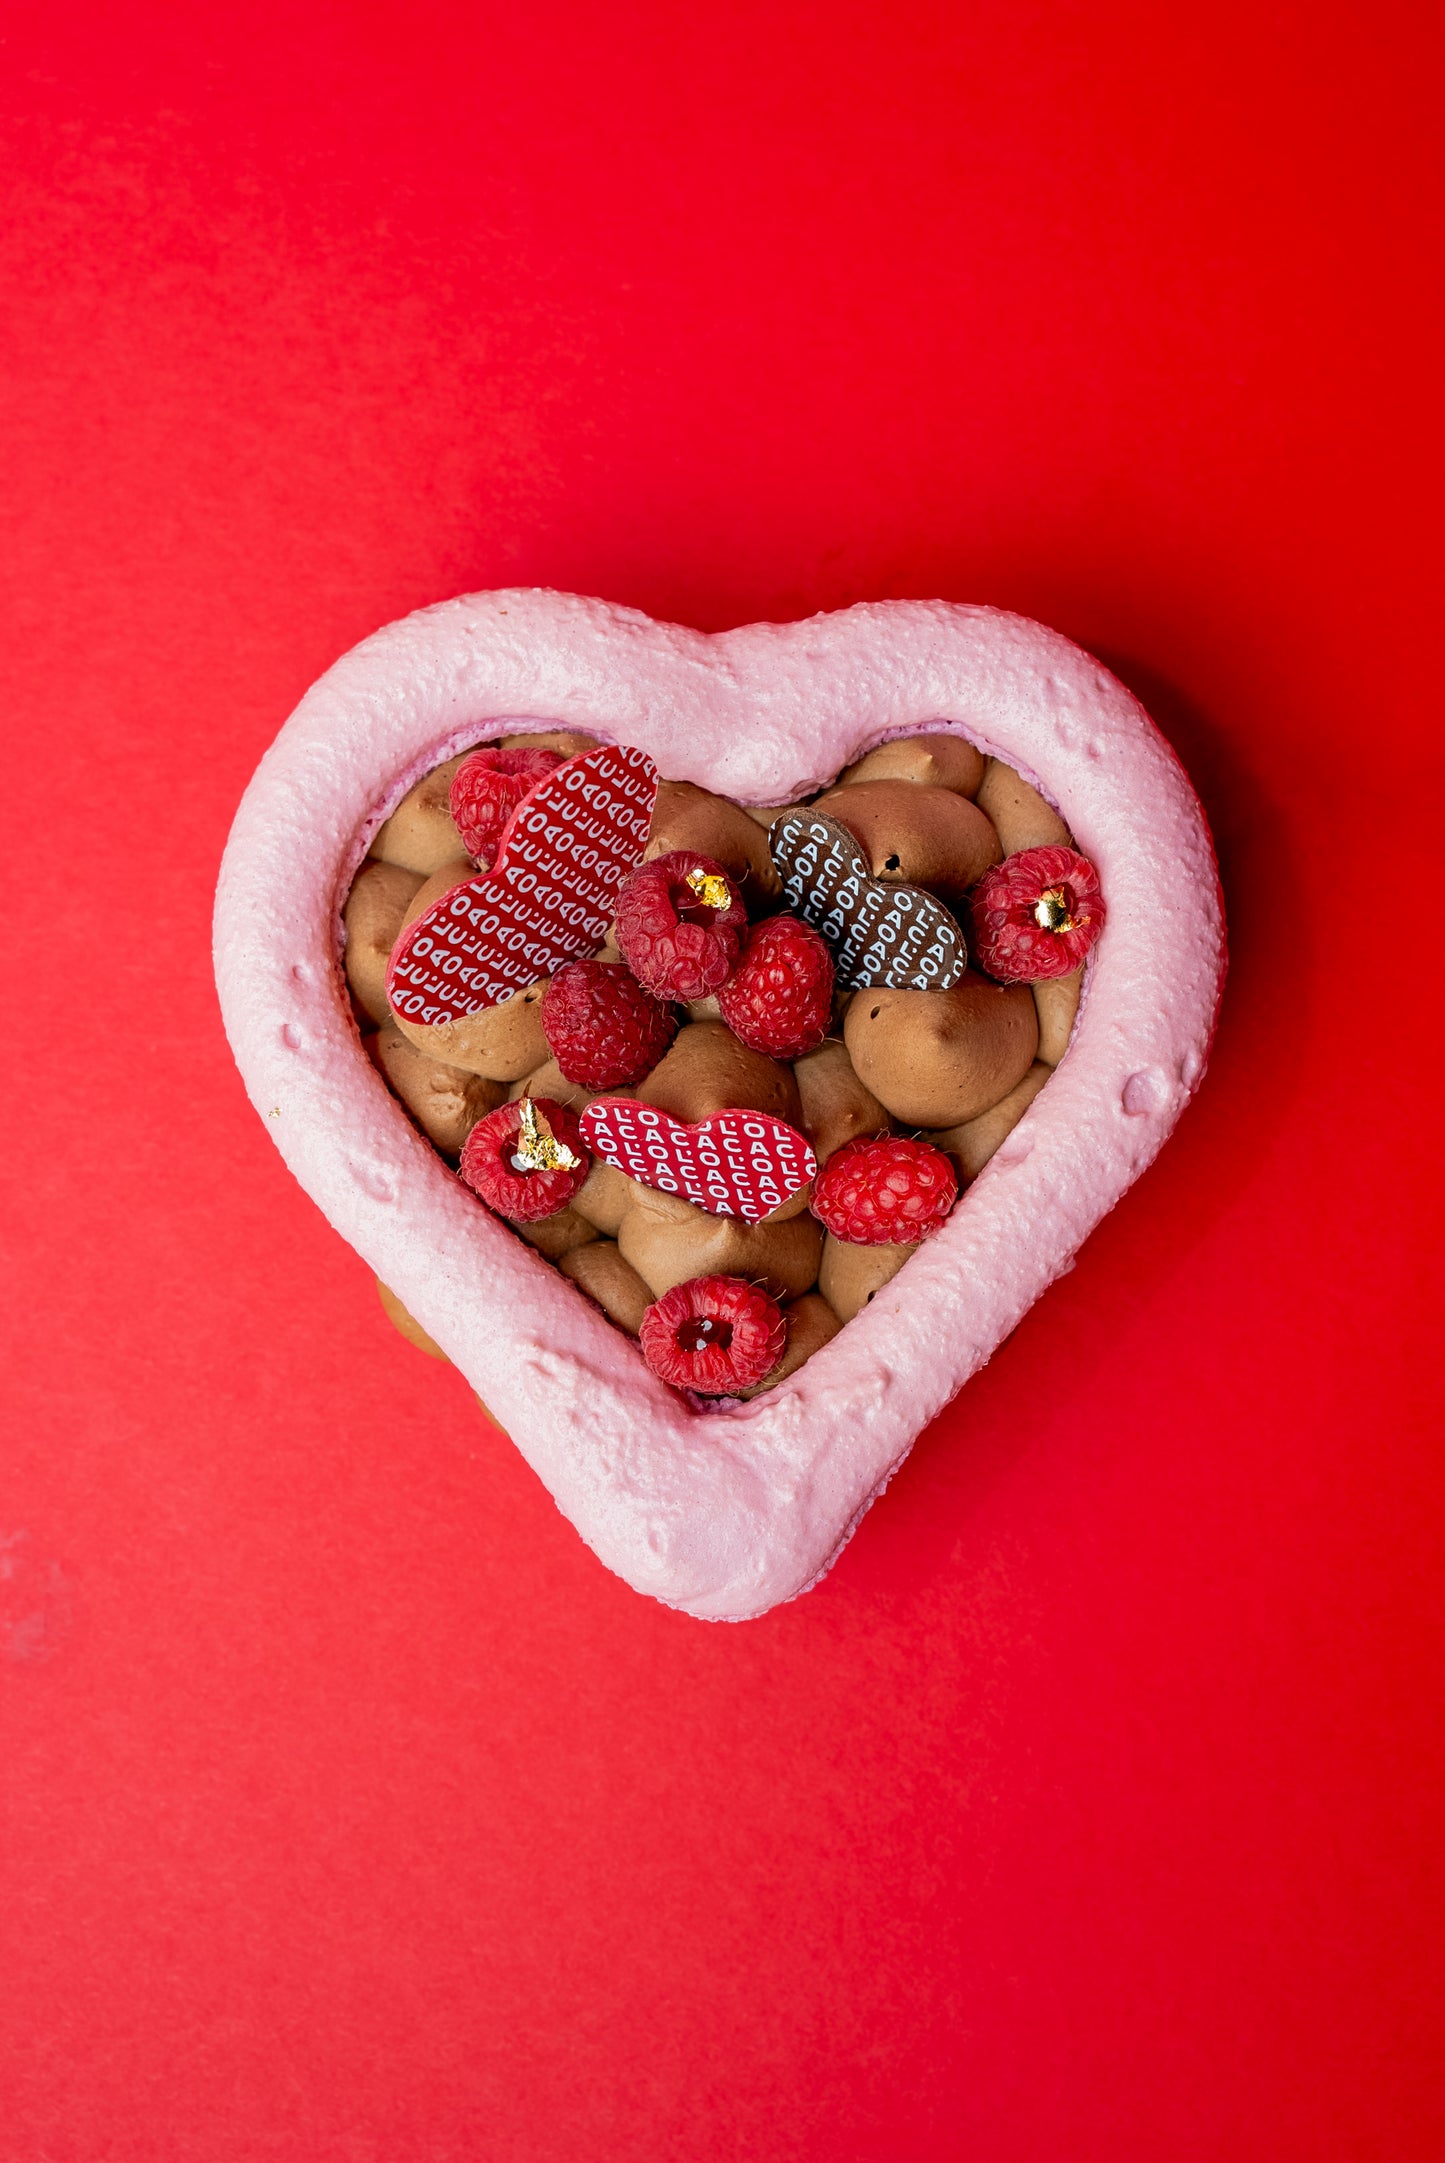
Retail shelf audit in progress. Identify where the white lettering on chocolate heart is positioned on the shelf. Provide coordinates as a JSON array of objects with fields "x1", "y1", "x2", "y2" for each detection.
[{"x1": 770, "y1": 810, "x2": 967, "y2": 992}]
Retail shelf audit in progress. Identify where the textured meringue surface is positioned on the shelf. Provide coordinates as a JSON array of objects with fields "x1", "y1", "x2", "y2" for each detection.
[{"x1": 213, "y1": 591, "x2": 1225, "y2": 1620}]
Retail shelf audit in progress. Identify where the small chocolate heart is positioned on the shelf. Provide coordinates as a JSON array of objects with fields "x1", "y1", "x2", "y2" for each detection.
[
  {"x1": 769, "y1": 810, "x2": 967, "y2": 992},
  {"x1": 387, "y1": 744, "x2": 658, "y2": 1025},
  {"x1": 579, "y1": 1098, "x2": 816, "y2": 1223}
]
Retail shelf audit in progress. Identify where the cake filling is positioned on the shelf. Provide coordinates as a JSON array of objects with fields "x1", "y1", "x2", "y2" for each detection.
[{"x1": 344, "y1": 732, "x2": 1105, "y2": 1399}]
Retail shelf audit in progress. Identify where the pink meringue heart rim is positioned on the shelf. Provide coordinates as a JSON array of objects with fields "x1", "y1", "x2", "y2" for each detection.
[
  {"x1": 579, "y1": 1099, "x2": 817, "y2": 1224},
  {"x1": 214, "y1": 592, "x2": 1225, "y2": 1622}
]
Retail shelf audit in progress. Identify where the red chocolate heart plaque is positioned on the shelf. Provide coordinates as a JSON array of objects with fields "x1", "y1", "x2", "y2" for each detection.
[
  {"x1": 387, "y1": 743, "x2": 658, "y2": 1024},
  {"x1": 580, "y1": 1099, "x2": 817, "y2": 1222}
]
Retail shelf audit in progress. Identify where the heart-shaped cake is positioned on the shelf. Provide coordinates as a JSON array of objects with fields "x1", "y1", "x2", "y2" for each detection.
[{"x1": 213, "y1": 592, "x2": 1225, "y2": 1620}]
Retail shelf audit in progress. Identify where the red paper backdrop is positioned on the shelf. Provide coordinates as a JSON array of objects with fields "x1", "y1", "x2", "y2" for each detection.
[{"x1": 3, "y1": 5, "x2": 1442, "y2": 2158}]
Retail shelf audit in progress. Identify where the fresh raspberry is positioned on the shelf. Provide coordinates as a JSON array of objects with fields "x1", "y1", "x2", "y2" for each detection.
[
  {"x1": 614, "y1": 850, "x2": 748, "y2": 1001},
  {"x1": 970, "y1": 845, "x2": 1105, "y2": 982},
  {"x1": 541, "y1": 960, "x2": 678, "y2": 1088},
  {"x1": 716, "y1": 914, "x2": 835, "y2": 1059},
  {"x1": 458, "y1": 1097, "x2": 590, "y2": 1222},
  {"x1": 811, "y1": 1136, "x2": 958, "y2": 1246},
  {"x1": 639, "y1": 1275, "x2": 787, "y2": 1395},
  {"x1": 449, "y1": 745, "x2": 565, "y2": 865}
]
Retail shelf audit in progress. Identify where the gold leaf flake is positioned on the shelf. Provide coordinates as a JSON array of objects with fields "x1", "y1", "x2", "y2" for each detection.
[
  {"x1": 1033, "y1": 886, "x2": 1077, "y2": 935},
  {"x1": 512, "y1": 1095, "x2": 580, "y2": 1173},
  {"x1": 684, "y1": 866, "x2": 733, "y2": 911}
]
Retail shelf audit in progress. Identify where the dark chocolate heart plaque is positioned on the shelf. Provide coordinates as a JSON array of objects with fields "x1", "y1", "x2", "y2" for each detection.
[{"x1": 769, "y1": 810, "x2": 967, "y2": 992}]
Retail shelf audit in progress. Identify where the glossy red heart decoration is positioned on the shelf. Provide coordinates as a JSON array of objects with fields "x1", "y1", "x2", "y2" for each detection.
[
  {"x1": 386, "y1": 743, "x2": 658, "y2": 1025},
  {"x1": 579, "y1": 1098, "x2": 817, "y2": 1222}
]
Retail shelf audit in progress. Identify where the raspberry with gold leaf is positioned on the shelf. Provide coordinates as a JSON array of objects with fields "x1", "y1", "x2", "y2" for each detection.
[
  {"x1": 970, "y1": 845, "x2": 1105, "y2": 982},
  {"x1": 458, "y1": 1098, "x2": 590, "y2": 1223},
  {"x1": 614, "y1": 850, "x2": 748, "y2": 1001}
]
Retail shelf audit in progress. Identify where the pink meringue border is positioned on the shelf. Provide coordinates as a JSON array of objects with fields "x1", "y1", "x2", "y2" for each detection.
[{"x1": 213, "y1": 592, "x2": 1225, "y2": 1620}]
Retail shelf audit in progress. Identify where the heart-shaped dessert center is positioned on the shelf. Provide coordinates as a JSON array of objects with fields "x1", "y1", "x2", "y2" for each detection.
[{"x1": 349, "y1": 722, "x2": 1109, "y2": 1400}]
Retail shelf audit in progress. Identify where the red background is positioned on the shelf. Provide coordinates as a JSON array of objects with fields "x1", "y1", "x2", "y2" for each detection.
[{"x1": 3, "y1": 5, "x2": 1442, "y2": 2157}]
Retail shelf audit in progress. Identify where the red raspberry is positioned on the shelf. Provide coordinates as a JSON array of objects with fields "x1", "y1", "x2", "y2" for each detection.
[
  {"x1": 811, "y1": 1136, "x2": 958, "y2": 1246},
  {"x1": 639, "y1": 1275, "x2": 787, "y2": 1395},
  {"x1": 450, "y1": 745, "x2": 565, "y2": 865},
  {"x1": 970, "y1": 845, "x2": 1105, "y2": 982},
  {"x1": 717, "y1": 914, "x2": 835, "y2": 1059},
  {"x1": 458, "y1": 1097, "x2": 590, "y2": 1222},
  {"x1": 541, "y1": 960, "x2": 678, "y2": 1088},
  {"x1": 614, "y1": 850, "x2": 748, "y2": 1001}
]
